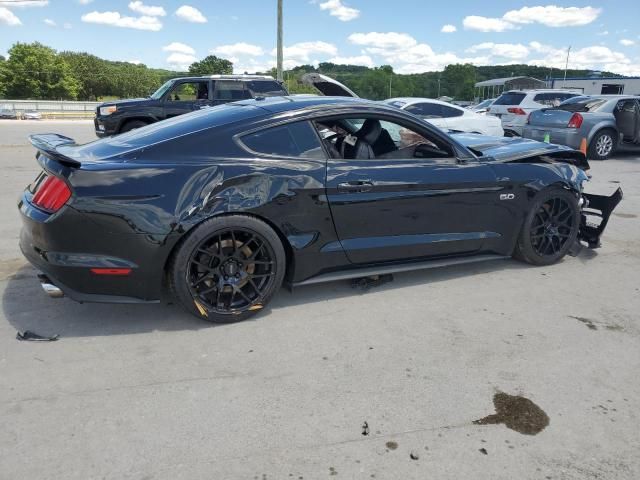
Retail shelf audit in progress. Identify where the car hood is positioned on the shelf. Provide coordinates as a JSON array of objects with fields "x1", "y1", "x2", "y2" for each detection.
[
  {"x1": 301, "y1": 73, "x2": 359, "y2": 98},
  {"x1": 450, "y1": 132, "x2": 590, "y2": 169},
  {"x1": 98, "y1": 98, "x2": 149, "y2": 108}
]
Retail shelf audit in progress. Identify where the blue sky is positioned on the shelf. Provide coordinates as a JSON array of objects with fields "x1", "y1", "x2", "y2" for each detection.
[{"x1": 1, "y1": 0, "x2": 639, "y2": 75}]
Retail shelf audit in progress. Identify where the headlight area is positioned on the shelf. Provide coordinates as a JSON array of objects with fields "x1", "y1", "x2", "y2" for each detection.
[{"x1": 99, "y1": 105, "x2": 117, "y2": 116}]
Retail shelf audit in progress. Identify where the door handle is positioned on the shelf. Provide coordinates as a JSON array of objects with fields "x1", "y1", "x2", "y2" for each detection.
[{"x1": 337, "y1": 180, "x2": 373, "y2": 193}]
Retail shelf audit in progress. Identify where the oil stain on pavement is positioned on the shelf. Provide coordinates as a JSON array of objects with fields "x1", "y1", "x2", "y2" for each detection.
[{"x1": 474, "y1": 392, "x2": 550, "y2": 435}]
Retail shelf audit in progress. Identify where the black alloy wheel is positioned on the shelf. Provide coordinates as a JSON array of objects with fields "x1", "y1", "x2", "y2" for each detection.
[
  {"x1": 513, "y1": 188, "x2": 580, "y2": 266},
  {"x1": 169, "y1": 215, "x2": 286, "y2": 322}
]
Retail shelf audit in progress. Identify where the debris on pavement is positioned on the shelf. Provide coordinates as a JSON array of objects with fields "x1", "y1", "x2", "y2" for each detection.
[
  {"x1": 16, "y1": 330, "x2": 59, "y2": 342},
  {"x1": 409, "y1": 451, "x2": 419, "y2": 460},
  {"x1": 361, "y1": 421, "x2": 369, "y2": 436},
  {"x1": 385, "y1": 441, "x2": 398, "y2": 450},
  {"x1": 479, "y1": 448, "x2": 488, "y2": 455}
]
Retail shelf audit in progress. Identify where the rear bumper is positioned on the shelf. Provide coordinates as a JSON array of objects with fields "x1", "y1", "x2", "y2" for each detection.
[
  {"x1": 523, "y1": 126, "x2": 583, "y2": 150},
  {"x1": 580, "y1": 188, "x2": 623, "y2": 248},
  {"x1": 18, "y1": 192, "x2": 170, "y2": 303}
]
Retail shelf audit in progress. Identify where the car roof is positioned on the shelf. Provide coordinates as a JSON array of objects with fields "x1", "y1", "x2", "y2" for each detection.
[{"x1": 502, "y1": 89, "x2": 581, "y2": 94}]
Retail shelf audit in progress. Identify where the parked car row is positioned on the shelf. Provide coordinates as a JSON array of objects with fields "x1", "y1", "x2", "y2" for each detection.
[{"x1": 0, "y1": 109, "x2": 42, "y2": 120}]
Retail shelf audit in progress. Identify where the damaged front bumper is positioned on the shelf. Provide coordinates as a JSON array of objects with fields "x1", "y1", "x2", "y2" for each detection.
[{"x1": 579, "y1": 187, "x2": 623, "y2": 248}]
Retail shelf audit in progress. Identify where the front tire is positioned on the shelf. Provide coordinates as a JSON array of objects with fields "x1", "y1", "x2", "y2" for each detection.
[
  {"x1": 169, "y1": 215, "x2": 286, "y2": 323},
  {"x1": 588, "y1": 129, "x2": 616, "y2": 160},
  {"x1": 513, "y1": 188, "x2": 580, "y2": 266},
  {"x1": 119, "y1": 120, "x2": 148, "y2": 134}
]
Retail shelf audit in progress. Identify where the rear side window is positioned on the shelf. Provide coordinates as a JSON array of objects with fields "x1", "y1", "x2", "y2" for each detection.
[
  {"x1": 440, "y1": 105, "x2": 464, "y2": 118},
  {"x1": 405, "y1": 103, "x2": 443, "y2": 118},
  {"x1": 214, "y1": 81, "x2": 251, "y2": 100},
  {"x1": 241, "y1": 121, "x2": 324, "y2": 159},
  {"x1": 493, "y1": 93, "x2": 526, "y2": 106},
  {"x1": 248, "y1": 81, "x2": 287, "y2": 96}
]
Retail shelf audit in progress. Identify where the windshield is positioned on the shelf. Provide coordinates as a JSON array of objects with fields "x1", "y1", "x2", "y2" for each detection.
[
  {"x1": 150, "y1": 80, "x2": 176, "y2": 100},
  {"x1": 474, "y1": 99, "x2": 493, "y2": 109},
  {"x1": 556, "y1": 96, "x2": 608, "y2": 113}
]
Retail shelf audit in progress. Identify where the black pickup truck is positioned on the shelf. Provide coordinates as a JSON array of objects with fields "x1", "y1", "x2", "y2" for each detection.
[{"x1": 94, "y1": 75, "x2": 288, "y2": 137}]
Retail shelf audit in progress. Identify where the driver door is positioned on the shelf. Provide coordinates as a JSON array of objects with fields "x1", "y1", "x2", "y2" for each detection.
[{"x1": 317, "y1": 115, "x2": 507, "y2": 265}]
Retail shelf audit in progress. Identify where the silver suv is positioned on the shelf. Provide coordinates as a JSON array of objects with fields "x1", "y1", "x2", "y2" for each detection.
[{"x1": 489, "y1": 89, "x2": 581, "y2": 136}]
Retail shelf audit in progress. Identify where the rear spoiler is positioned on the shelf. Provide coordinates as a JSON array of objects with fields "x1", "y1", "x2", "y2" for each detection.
[
  {"x1": 29, "y1": 134, "x2": 81, "y2": 168},
  {"x1": 580, "y1": 187, "x2": 623, "y2": 248}
]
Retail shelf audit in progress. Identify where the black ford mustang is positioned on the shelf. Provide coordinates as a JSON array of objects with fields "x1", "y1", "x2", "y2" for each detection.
[{"x1": 19, "y1": 96, "x2": 622, "y2": 322}]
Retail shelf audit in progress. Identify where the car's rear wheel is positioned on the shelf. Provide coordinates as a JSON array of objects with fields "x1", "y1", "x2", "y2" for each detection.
[
  {"x1": 169, "y1": 215, "x2": 286, "y2": 323},
  {"x1": 588, "y1": 129, "x2": 615, "y2": 160},
  {"x1": 120, "y1": 120, "x2": 148, "y2": 134},
  {"x1": 513, "y1": 188, "x2": 580, "y2": 266}
]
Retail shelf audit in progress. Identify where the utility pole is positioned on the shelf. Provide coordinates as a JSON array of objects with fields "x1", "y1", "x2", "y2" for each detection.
[
  {"x1": 389, "y1": 75, "x2": 392, "y2": 98},
  {"x1": 276, "y1": 0, "x2": 283, "y2": 81},
  {"x1": 562, "y1": 46, "x2": 571, "y2": 88}
]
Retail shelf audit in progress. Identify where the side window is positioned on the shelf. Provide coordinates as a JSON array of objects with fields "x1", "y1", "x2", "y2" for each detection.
[
  {"x1": 241, "y1": 121, "x2": 324, "y2": 159},
  {"x1": 214, "y1": 81, "x2": 251, "y2": 101},
  {"x1": 247, "y1": 81, "x2": 287, "y2": 97},
  {"x1": 313, "y1": 117, "x2": 453, "y2": 161},
  {"x1": 167, "y1": 81, "x2": 209, "y2": 102},
  {"x1": 405, "y1": 103, "x2": 443, "y2": 118},
  {"x1": 440, "y1": 105, "x2": 464, "y2": 118}
]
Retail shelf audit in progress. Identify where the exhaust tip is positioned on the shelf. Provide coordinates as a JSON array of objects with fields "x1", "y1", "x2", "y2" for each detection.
[{"x1": 37, "y1": 274, "x2": 64, "y2": 299}]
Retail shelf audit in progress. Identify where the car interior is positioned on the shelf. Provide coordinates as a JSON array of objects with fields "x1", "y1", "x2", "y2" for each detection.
[
  {"x1": 614, "y1": 99, "x2": 640, "y2": 143},
  {"x1": 314, "y1": 118, "x2": 453, "y2": 160}
]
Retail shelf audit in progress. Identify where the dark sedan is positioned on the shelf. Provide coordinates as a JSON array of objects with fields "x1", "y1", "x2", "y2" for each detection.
[{"x1": 19, "y1": 96, "x2": 621, "y2": 322}]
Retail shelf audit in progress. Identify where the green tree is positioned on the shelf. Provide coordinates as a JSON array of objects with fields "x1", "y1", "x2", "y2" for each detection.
[
  {"x1": 188, "y1": 55, "x2": 233, "y2": 76},
  {"x1": 442, "y1": 63, "x2": 476, "y2": 100},
  {"x1": 3, "y1": 42, "x2": 80, "y2": 99}
]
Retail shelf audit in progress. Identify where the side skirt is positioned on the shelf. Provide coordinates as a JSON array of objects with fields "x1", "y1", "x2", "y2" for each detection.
[{"x1": 291, "y1": 254, "x2": 510, "y2": 287}]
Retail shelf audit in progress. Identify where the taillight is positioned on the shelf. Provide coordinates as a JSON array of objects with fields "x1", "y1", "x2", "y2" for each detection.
[
  {"x1": 567, "y1": 113, "x2": 583, "y2": 129},
  {"x1": 32, "y1": 175, "x2": 71, "y2": 212},
  {"x1": 507, "y1": 107, "x2": 527, "y2": 115}
]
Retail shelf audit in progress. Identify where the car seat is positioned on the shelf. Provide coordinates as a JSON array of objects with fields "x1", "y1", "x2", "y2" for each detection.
[{"x1": 341, "y1": 119, "x2": 382, "y2": 159}]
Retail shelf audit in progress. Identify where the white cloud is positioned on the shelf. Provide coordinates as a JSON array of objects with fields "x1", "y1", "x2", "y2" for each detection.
[
  {"x1": 78, "y1": 0, "x2": 93, "y2": 4},
  {"x1": 127, "y1": 59, "x2": 142, "y2": 65},
  {"x1": 272, "y1": 41, "x2": 337, "y2": 62},
  {"x1": 163, "y1": 42, "x2": 195, "y2": 55},
  {"x1": 63, "y1": 22, "x2": 72, "y2": 29},
  {"x1": 503, "y1": 6, "x2": 601, "y2": 27},
  {"x1": 620, "y1": 39, "x2": 635, "y2": 46},
  {"x1": 467, "y1": 42, "x2": 530, "y2": 60},
  {"x1": 529, "y1": 41, "x2": 554, "y2": 53},
  {"x1": 44, "y1": 18, "x2": 55, "y2": 26},
  {"x1": 528, "y1": 45, "x2": 640, "y2": 75},
  {"x1": 128, "y1": 1, "x2": 166, "y2": 17},
  {"x1": 441, "y1": 24, "x2": 457, "y2": 33},
  {"x1": 0, "y1": 0, "x2": 47, "y2": 6},
  {"x1": 317, "y1": 0, "x2": 359, "y2": 22},
  {"x1": 0, "y1": 7, "x2": 21, "y2": 25},
  {"x1": 166, "y1": 52, "x2": 197, "y2": 70},
  {"x1": 463, "y1": 15, "x2": 516, "y2": 32},
  {"x1": 597, "y1": 30, "x2": 609, "y2": 36},
  {"x1": 349, "y1": 32, "x2": 417, "y2": 50},
  {"x1": 328, "y1": 55, "x2": 374, "y2": 67},
  {"x1": 212, "y1": 42, "x2": 264, "y2": 57},
  {"x1": 81, "y1": 11, "x2": 162, "y2": 31},
  {"x1": 175, "y1": 5, "x2": 206, "y2": 23}
]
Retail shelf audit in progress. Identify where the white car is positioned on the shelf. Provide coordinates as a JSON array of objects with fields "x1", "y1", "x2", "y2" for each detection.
[
  {"x1": 385, "y1": 97, "x2": 504, "y2": 136},
  {"x1": 470, "y1": 98, "x2": 496, "y2": 114},
  {"x1": 488, "y1": 89, "x2": 581, "y2": 137}
]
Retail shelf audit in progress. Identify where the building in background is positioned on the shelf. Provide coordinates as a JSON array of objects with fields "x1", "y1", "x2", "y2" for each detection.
[{"x1": 547, "y1": 76, "x2": 640, "y2": 96}]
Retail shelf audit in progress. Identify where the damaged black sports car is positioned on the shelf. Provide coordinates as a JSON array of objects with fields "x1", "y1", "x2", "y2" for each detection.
[{"x1": 19, "y1": 95, "x2": 622, "y2": 322}]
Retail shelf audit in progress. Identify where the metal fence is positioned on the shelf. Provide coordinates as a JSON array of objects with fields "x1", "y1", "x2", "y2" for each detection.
[{"x1": 0, "y1": 99, "x2": 99, "y2": 118}]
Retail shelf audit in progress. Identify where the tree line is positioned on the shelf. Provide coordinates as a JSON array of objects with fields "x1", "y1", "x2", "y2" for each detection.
[{"x1": 0, "y1": 41, "x2": 622, "y2": 102}]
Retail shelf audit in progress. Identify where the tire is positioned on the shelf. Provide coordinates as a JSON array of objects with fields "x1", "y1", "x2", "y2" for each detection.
[
  {"x1": 513, "y1": 187, "x2": 580, "y2": 266},
  {"x1": 119, "y1": 120, "x2": 148, "y2": 134},
  {"x1": 168, "y1": 215, "x2": 286, "y2": 323},
  {"x1": 588, "y1": 129, "x2": 616, "y2": 160}
]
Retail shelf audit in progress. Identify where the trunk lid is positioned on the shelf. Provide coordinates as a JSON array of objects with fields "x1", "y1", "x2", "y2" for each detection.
[
  {"x1": 301, "y1": 73, "x2": 359, "y2": 98},
  {"x1": 528, "y1": 108, "x2": 574, "y2": 128}
]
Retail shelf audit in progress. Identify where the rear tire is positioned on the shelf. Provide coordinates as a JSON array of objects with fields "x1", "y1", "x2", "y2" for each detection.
[
  {"x1": 513, "y1": 187, "x2": 580, "y2": 266},
  {"x1": 588, "y1": 129, "x2": 616, "y2": 160},
  {"x1": 168, "y1": 215, "x2": 286, "y2": 323},
  {"x1": 119, "y1": 120, "x2": 148, "y2": 134}
]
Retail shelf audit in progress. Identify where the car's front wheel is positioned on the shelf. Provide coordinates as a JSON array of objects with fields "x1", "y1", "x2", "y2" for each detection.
[
  {"x1": 169, "y1": 215, "x2": 286, "y2": 323},
  {"x1": 513, "y1": 188, "x2": 580, "y2": 266},
  {"x1": 588, "y1": 129, "x2": 616, "y2": 160},
  {"x1": 119, "y1": 120, "x2": 148, "y2": 134}
]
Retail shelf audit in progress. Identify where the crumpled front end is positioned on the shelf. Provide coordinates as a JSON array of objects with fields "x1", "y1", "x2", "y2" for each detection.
[{"x1": 579, "y1": 187, "x2": 623, "y2": 248}]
